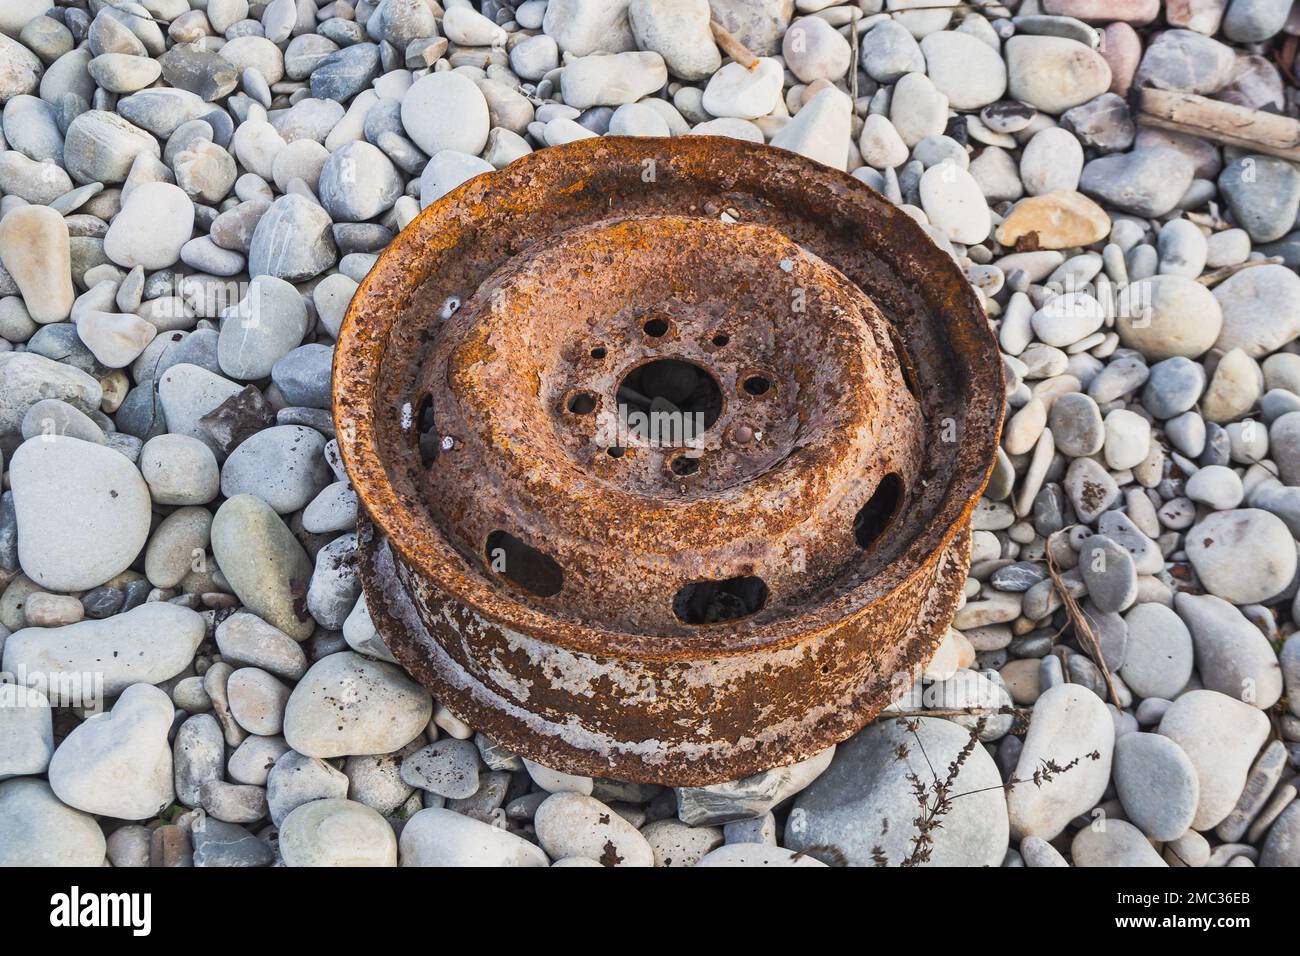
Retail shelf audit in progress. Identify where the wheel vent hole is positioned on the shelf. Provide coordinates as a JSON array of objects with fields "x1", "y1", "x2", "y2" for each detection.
[
  {"x1": 853, "y1": 473, "x2": 903, "y2": 549},
  {"x1": 673, "y1": 576, "x2": 768, "y2": 624},
  {"x1": 485, "y1": 530, "x2": 564, "y2": 598}
]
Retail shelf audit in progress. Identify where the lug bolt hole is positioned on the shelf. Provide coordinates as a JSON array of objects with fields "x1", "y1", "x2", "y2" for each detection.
[
  {"x1": 590, "y1": 346, "x2": 606, "y2": 359},
  {"x1": 607, "y1": 446, "x2": 626, "y2": 458},
  {"x1": 742, "y1": 375, "x2": 772, "y2": 397},
  {"x1": 670, "y1": 454, "x2": 700, "y2": 477},
  {"x1": 712, "y1": 333, "x2": 730, "y2": 347},
  {"x1": 566, "y1": 391, "x2": 597, "y2": 415},
  {"x1": 643, "y1": 317, "x2": 670, "y2": 338}
]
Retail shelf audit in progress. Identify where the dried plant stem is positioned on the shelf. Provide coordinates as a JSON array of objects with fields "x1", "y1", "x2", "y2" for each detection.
[{"x1": 1046, "y1": 530, "x2": 1121, "y2": 706}]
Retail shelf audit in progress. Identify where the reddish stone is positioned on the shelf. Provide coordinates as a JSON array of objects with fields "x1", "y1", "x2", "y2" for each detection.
[
  {"x1": 1101, "y1": 22, "x2": 1142, "y2": 96},
  {"x1": 1165, "y1": 0, "x2": 1228, "y2": 34},
  {"x1": 1042, "y1": 0, "x2": 1159, "y2": 24}
]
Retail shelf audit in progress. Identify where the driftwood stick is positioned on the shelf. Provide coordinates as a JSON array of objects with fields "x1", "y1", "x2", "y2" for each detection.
[
  {"x1": 709, "y1": 18, "x2": 760, "y2": 70},
  {"x1": 1135, "y1": 87, "x2": 1300, "y2": 163},
  {"x1": 1199, "y1": 256, "x2": 1286, "y2": 287}
]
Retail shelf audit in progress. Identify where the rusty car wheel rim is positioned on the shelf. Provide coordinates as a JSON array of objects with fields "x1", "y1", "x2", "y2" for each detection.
[{"x1": 333, "y1": 137, "x2": 1005, "y2": 786}]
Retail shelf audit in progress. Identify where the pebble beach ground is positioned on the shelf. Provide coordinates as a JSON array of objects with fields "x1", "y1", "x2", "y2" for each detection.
[{"x1": 1, "y1": 0, "x2": 1300, "y2": 869}]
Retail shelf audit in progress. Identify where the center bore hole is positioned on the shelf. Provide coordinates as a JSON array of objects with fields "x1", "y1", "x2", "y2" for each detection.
[{"x1": 618, "y1": 359, "x2": 722, "y2": 431}]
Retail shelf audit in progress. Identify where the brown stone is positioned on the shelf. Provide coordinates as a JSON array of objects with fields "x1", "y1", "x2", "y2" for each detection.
[{"x1": 995, "y1": 191, "x2": 1112, "y2": 250}]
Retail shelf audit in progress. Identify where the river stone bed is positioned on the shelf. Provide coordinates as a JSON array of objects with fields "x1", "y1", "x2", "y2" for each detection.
[{"x1": 1, "y1": 0, "x2": 1299, "y2": 869}]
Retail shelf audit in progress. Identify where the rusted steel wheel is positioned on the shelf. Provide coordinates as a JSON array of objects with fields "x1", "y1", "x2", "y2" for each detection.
[{"x1": 333, "y1": 137, "x2": 1004, "y2": 786}]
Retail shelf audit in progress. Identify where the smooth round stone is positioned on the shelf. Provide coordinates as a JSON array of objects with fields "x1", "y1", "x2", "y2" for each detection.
[
  {"x1": 248, "y1": 193, "x2": 337, "y2": 283},
  {"x1": 1020, "y1": 835, "x2": 1068, "y2": 867},
  {"x1": 226, "y1": 666, "x2": 291, "y2": 736},
  {"x1": 2, "y1": 602, "x2": 204, "y2": 700},
  {"x1": 216, "y1": 612, "x2": 307, "y2": 682},
  {"x1": 1219, "y1": 155, "x2": 1300, "y2": 242},
  {"x1": 627, "y1": 0, "x2": 719, "y2": 82},
  {"x1": 701, "y1": 57, "x2": 784, "y2": 119},
  {"x1": 318, "y1": 140, "x2": 402, "y2": 223},
  {"x1": 1050, "y1": 395, "x2": 1102, "y2": 457},
  {"x1": 782, "y1": 16, "x2": 851, "y2": 84},
  {"x1": 0, "y1": 203, "x2": 74, "y2": 323},
  {"x1": 63, "y1": 110, "x2": 160, "y2": 185},
  {"x1": 87, "y1": 52, "x2": 161, "y2": 94},
  {"x1": 10, "y1": 435, "x2": 149, "y2": 591},
  {"x1": 890, "y1": 71, "x2": 948, "y2": 146},
  {"x1": 1212, "y1": 264, "x2": 1300, "y2": 358},
  {"x1": 266, "y1": 751, "x2": 348, "y2": 826},
  {"x1": 48, "y1": 683, "x2": 174, "y2": 820},
  {"x1": 173, "y1": 141, "x2": 237, "y2": 204},
  {"x1": 302, "y1": 481, "x2": 357, "y2": 535},
  {"x1": 918, "y1": 163, "x2": 990, "y2": 244},
  {"x1": 400, "y1": 807, "x2": 549, "y2": 866},
  {"x1": 920, "y1": 29, "x2": 1006, "y2": 109},
  {"x1": 419, "y1": 149, "x2": 494, "y2": 207},
  {"x1": 20, "y1": 398, "x2": 103, "y2": 445},
  {"x1": 1175, "y1": 592, "x2": 1284, "y2": 709},
  {"x1": 1185, "y1": 509, "x2": 1296, "y2": 605},
  {"x1": 1079, "y1": 533, "x2": 1137, "y2": 613},
  {"x1": 173, "y1": 713, "x2": 224, "y2": 808},
  {"x1": 1185, "y1": 464, "x2": 1243, "y2": 509},
  {"x1": 401, "y1": 71, "x2": 490, "y2": 157},
  {"x1": 3, "y1": 94, "x2": 63, "y2": 164},
  {"x1": 305, "y1": 531, "x2": 359, "y2": 629},
  {"x1": 231, "y1": 118, "x2": 285, "y2": 180},
  {"x1": 1116, "y1": 275, "x2": 1222, "y2": 360},
  {"x1": 1032, "y1": 292, "x2": 1105, "y2": 347},
  {"x1": 1020, "y1": 127, "x2": 1084, "y2": 196},
  {"x1": 1005, "y1": 35, "x2": 1111, "y2": 114},
  {"x1": 1143, "y1": 356, "x2": 1205, "y2": 418},
  {"x1": 641, "y1": 819, "x2": 724, "y2": 867},
  {"x1": 562, "y1": 51, "x2": 668, "y2": 108},
  {"x1": 1103, "y1": 408, "x2": 1150, "y2": 470},
  {"x1": 786, "y1": 716, "x2": 1008, "y2": 865},
  {"x1": 0, "y1": 32, "x2": 42, "y2": 104},
  {"x1": 510, "y1": 33, "x2": 560, "y2": 81},
  {"x1": 1081, "y1": 147, "x2": 1195, "y2": 218},
  {"x1": 1134, "y1": 28, "x2": 1236, "y2": 93},
  {"x1": 1113, "y1": 732, "x2": 1199, "y2": 840},
  {"x1": 279, "y1": 798, "x2": 397, "y2": 867},
  {"x1": 1157, "y1": 218, "x2": 1208, "y2": 277},
  {"x1": 995, "y1": 191, "x2": 1111, "y2": 249},
  {"x1": 0, "y1": 150, "x2": 72, "y2": 204},
  {"x1": 0, "y1": 682, "x2": 53, "y2": 779},
  {"x1": 271, "y1": 344, "x2": 332, "y2": 409},
  {"x1": 534, "y1": 792, "x2": 654, "y2": 867},
  {"x1": 1260, "y1": 801, "x2": 1300, "y2": 867},
  {"x1": 769, "y1": 86, "x2": 852, "y2": 171},
  {"x1": 220, "y1": 424, "x2": 330, "y2": 514},
  {"x1": 858, "y1": 113, "x2": 908, "y2": 170},
  {"x1": 284, "y1": 651, "x2": 432, "y2": 758},
  {"x1": 139, "y1": 433, "x2": 219, "y2": 506},
  {"x1": 211, "y1": 494, "x2": 314, "y2": 639},
  {"x1": 1273, "y1": 411, "x2": 1300, "y2": 483},
  {"x1": 0, "y1": 778, "x2": 106, "y2": 866},
  {"x1": 1120, "y1": 602, "x2": 1193, "y2": 700},
  {"x1": 400, "y1": 738, "x2": 480, "y2": 799},
  {"x1": 608, "y1": 102, "x2": 671, "y2": 137},
  {"x1": 1089, "y1": 354, "x2": 1148, "y2": 404},
  {"x1": 860, "y1": 20, "x2": 925, "y2": 82},
  {"x1": 1071, "y1": 818, "x2": 1167, "y2": 866},
  {"x1": 695, "y1": 845, "x2": 827, "y2": 867},
  {"x1": 1008, "y1": 684, "x2": 1114, "y2": 840},
  {"x1": 217, "y1": 274, "x2": 309, "y2": 381},
  {"x1": 543, "y1": 0, "x2": 637, "y2": 55},
  {"x1": 1158, "y1": 689, "x2": 1271, "y2": 831}
]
